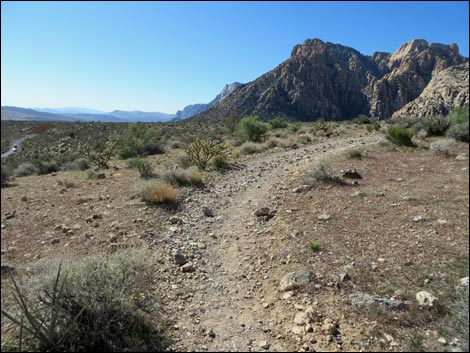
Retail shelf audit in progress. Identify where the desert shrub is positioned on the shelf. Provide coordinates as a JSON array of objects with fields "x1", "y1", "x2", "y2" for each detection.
[
  {"x1": 111, "y1": 123, "x2": 164, "y2": 159},
  {"x1": 141, "y1": 182, "x2": 177, "y2": 205},
  {"x1": 386, "y1": 126, "x2": 415, "y2": 147},
  {"x1": 78, "y1": 141, "x2": 116, "y2": 169},
  {"x1": 236, "y1": 116, "x2": 269, "y2": 142},
  {"x1": 239, "y1": 142, "x2": 267, "y2": 155},
  {"x1": 430, "y1": 139, "x2": 456, "y2": 157},
  {"x1": 446, "y1": 122, "x2": 469, "y2": 142},
  {"x1": 162, "y1": 167, "x2": 203, "y2": 187},
  {"x1": 225, "y1": 112, "x2": 240, "y2": 133},
  {"x1": 352, "y1": 114, "x2": 374, "y2": 124},
  {"x1": 308, "y1": 241, "x2": 321, "y2": 252},
  {"x1": 301, "y1": 159, "x2": 344, "y2": 187},
  {"x1": 345, "y1": 148, "x2": 364, "y2": 160},
  {"x1": 448, "y1": 105, "x2": 469, "y2": 124},
  {"x1": 265, "y1": 138, "x2": 286, "y2": 149},
  {"x1": 185, "y1": 139, "x2": 229, "y2": 170},
  {"x1": 288, "y1": 123, "x2": 301, "y2": 133},
  {"x1": 57, "y1": 179, "x2": 77, "y2": 188},
  {"x1": 231, "y1": 149, "x2": 241, "y2": 160},
  {"x1": 211, "y1": 154, "x2": 230, "y2": 170},
  {"x1": 34, "y1": 158, "x2": 59, "y2": 175},
  {"x1": 0, "y1": 249, "x2": 170, "y2": 352},
  {"x1": 268, "y1": 117, "x2": 288, "y2": 129},
  {"x1": 297, "y1": 134, "x2": 313, "y2": 145},
  {"x1": 423, "y1": 115, "x2": 452, "y2": 136},
  {"x1": 130, "y1": 159, "x2": 154, "y2": 179},
  {"x1": 177, "y1": 154, "x2": 194, "y2": 169},
  {"x1": 13, "y1": 162, "x2": 38, "y2": 177},
  {"x1": 166, "y1": 140, "x2": 185, "y2": 149},
  {"x1": 1, "y1": 164, "x2": 12, "y2": 187},
  {"x1": 87, "y1": 170, "x2": 101, "y2": 179}
]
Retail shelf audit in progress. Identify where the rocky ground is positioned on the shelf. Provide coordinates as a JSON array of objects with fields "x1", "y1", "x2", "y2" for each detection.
[{"x1": 1, "y1": 129, "x2": 469, "y2": 352}]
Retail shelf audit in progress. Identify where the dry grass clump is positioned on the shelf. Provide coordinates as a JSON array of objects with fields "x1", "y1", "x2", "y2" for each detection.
[
  {"x1": 162, "y1": 167, "x2": 203, "y2": 187},
  {"x1": 344, "y1": 147, "x2": 364, "y2": 160},
  {"x1": 239, "y1": 142, "x2": 268, "y2": 155},
  {"x1": 141, "y1": 182, "x2": 177, "y2": 205},
  {"x1": 57, "y1": 179, "x2": 77, "y2": 188},
  {"x1": 301, "y1": 159, "x2": 345, "y2": 187}
]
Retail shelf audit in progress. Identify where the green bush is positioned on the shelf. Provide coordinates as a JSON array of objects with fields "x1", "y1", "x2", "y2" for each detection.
[
  {"x1": 386, "y1": 126, "x2": 415, "y2": 147},
  {"x1": 0, "y1": 249, "x2": 170, "y2": 352},
  {"x1": 352, "y1": 114, "x2": 374, "y2": 124},
  {"x1": 446, "y1": 122, "x2": 469, "y2": 142},
  {"x1": 78, "y1": 141, "x2": 116, "y2": 169},
  {"x1": 288, "y1": 123, "x2": 301, "y2": 133},
  {"x1": 111, "y1": 124, "x2": 164, "y2": 159},
  {"x1": 14, "y1": 162, "x2": 38, "y2": 177},
  {"x1": 185, "y1": 139, "x2": 229, "y2": 170},
  {"x1": 423, "y1": 115, "x2": 452, "y2": 136},
  {"x1": 236, "y1": 116, "x2": 269, "y2": 142},
  {"x1": 448, "y1": 106, "x2": 469, "y2": 124},
  {"x1": 130, "y1": 159, "x2": 154, "y2": 179},
  {"x1": 268, "y1": 117, "x2": 288, "y2": 129},
  {"x1": 308, "y1": 241, "x2": 321, "y2": 252}
]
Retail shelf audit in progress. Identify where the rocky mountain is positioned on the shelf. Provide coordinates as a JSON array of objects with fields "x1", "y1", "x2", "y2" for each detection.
[
  {"x1": 392, "y1": 62, "x2": 469, "y2": 119},
  {"x1": 174, "y1": 82, "x2": 242, "y2": 120},
  {"x1": 192, "y1": 39, "x2": 468, "y2": 122}
]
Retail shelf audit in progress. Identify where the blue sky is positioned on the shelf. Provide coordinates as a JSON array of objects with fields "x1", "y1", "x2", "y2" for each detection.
[{"x1": 1, "y1": 1, "x2": 469, "y2": 114}]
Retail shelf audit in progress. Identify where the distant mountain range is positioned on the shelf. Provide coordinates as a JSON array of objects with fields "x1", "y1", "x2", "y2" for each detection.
[{"x1": 2, "y1": 82, "x2": 243, "y2": 123}]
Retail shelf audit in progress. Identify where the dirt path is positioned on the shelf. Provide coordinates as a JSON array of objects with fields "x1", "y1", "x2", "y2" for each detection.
[{"x1": 170, "y1": 134, "x2": 381, "y2": 351}]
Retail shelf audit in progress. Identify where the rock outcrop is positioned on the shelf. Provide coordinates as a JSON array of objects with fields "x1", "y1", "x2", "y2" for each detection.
[
  {"x1": 392, "y1": 62, "x2": 469, "y2": 119},
  {"x1": 191, "y1": 39, "x2": 468, "y2": 122}
]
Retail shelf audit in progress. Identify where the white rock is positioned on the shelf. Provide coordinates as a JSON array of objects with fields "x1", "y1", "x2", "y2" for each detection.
[{"x1": 416, "y1": 291, "x2": 438, "y2": 307}]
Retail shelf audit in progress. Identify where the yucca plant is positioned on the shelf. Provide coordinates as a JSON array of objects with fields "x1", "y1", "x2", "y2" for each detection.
[{"x1": 1, "y1": 264, "x2": 82, "y2": 351}]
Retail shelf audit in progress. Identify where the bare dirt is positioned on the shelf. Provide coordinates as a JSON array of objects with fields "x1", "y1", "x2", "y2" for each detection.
[{"x1": 1, "y1": 130, "x2": 469, "y2": 352}]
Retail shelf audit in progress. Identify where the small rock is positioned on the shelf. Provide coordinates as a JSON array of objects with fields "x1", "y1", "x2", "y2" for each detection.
[
  {"x1": 291, "y1": 229, "x2": 301, "y2": 238},
  {"x1": 294, "y1": 312, "x2": 308, "y2": 325},
  {"x1": 457, "y1": 277, "x2": 469, "y2": 288},
  {"x1": 455, "y1": 153, "x2": 468, "y2": 161},
  {"x1": 291, "y1": 326, "x2": 306, "y2": 335},
  {"x1": 349, "y1": 293, "x2": 403, "y2": 309},
  {"x1": 342, "y1": 168, "x2": 362, "y2": 179},
  {"x1": 1, "y1": 265, "x2": 14, "y2": 275},
  {"x1": 181, "y1": 263, "x2": 195, "y2": 273},
  {"x1": 413, "y1": 215, "x2": 425, "y2": 222},
  {"x1": 317, "y1": 214, "x2": 331, "y2": 221},
  {"x1": 321, "y1": 323, "x2": 338, "y2": 336},
  {"x1": 280, "y1": 271, "x2": 311, "y2": 292},
  {"x1": 255, "y1": 208, "x2": 270, "y2": 217},
  {"x1": 351, "y1": 191, "x2": 367, "y2": 197},
  {"x1": 169, "y1": 216, "x2": 183, "y2": 224},
  {"x1": 259, "y1": 340, "x2": 270, "y2": 350},
  {"x1": 339, "y1": 273, "x2": 351, "y2": 282},
  {"x1": 108, "y1": 233, "x2": 119, "y2": 243},
  {"x1": 438, "y1": 337, "x2": 447, "y2": 345},
  {"x1": 50, "y1": 238, "x2": 60, "y2": 245},
  {"x1": 207, "y1": 328, "x2": 216, "y2": 338},
  {"x1": 416, "y1": 291, "x2": 438, "y2": 307},
  {"x1": 171, "y1": 249, "x2": 187, "y2": 265},
  {"x1": 437, "y1": 219, "x2": 449, "y2": 226},
  {"x1": 202, "y1": 207, "x2": 214, "y2": 217}
]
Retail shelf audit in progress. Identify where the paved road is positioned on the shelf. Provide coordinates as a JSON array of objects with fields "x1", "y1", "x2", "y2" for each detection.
[{"x1": 1, "y1": 135, "x2": 37, "y2": 159}]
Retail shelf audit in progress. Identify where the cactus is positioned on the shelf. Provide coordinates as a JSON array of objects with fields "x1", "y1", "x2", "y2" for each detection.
[
  {"x1": 185, "y1": 139, "x2": 229, "y2": 170},
  {"x1": 78, "y1": 141, "x2": 116, "y2": 169}
]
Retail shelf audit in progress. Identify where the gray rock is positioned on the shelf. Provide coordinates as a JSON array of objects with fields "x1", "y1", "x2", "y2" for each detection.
[
  {"x1": 291, "y1": 229, "x2": 301, "y2": 238},
  {"x1": 1, "y1": 265, "x2": 14, "y2": 275},
  {"x1": 416, "y1": 291, "x2": 438, "y2": 307},
  {"x1": 181, "y1": 263, "x2": 195, "y2": 273},
  {"x1": 293, "y1": 312, "x2": 308, "y2": 325},
  {"x1": 280, "y1": 271, "x2": 311, "y2": 291},
  {"x1": 342, "y1": 168, "x2": 362, "y2": 179},
  {"x1": 339, "y1": 273, "x2": 351, "y2": 282},
  {"x1": 317, "y1": 214, "x2": 331, "y2": 221},
  {"x1": 169, "y1": 216, "x2": 183, "y2": 224},
  {"x1": 202, "y1": 207, "x2": 214, "y2": 217},
  {"x1": 254, "y1": 208, "x2": 270, "y2": 217},
  {"x1": 171, "y1": 249, "x2": 187, "y2": 265},
  {"x1": 259, "y1": 340, "x2": 270, "y2": 350},
  {"x1": 456, "y1": 153, "x2": 468, "y2": 161},
  {"x1": 457, "y1": 276, "x2": 469, "y2": 288},
  {"x1": 349, "y1": 293, "x2": 404, "y2": 309}
]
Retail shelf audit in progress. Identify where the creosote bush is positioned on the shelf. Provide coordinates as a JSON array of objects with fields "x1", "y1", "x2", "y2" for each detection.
[
  {"x1": 446, "y1": 121, "x2": 469, "y2": 142},
  {"x1": 129, "y1": 158, "x2": 154, "y2": 179},
  {"x1": 386, "y1": 126, "x2": 415, "y2": 147},
  {"x1": 1, "y1": 164, "x2": 12, "y2": 187},
  {"x1": 185, "y1": 139, "x2": 229, "y2": 170},
  {"x1": 301, "y1": 159, "x2": 345, "y2": 187},
  {"x1": 236, "y1": 116, "x2": 269, "y2": 142}
]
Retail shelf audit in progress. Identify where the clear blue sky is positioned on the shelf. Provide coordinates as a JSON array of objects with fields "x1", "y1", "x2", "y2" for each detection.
[{"x1": 2, "y1": 1, "x2": 469, "y2": 114}]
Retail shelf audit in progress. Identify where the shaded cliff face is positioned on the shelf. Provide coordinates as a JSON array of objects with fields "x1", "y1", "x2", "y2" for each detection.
[{"x1": 192, "y1": 39, "x2": 468, "y2": 122}]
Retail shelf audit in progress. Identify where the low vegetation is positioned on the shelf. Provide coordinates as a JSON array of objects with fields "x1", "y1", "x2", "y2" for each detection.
[
  {"x1": 140, "y1": 182, "x2": 177, "y2": 205},
  {"x1": 386, "y1": 126, "x2": 415, "y2": 147},
  {"x1": 185, "y1": 139, "x2": 229, "y2": 170},
  {"x1": 162, "y1": 167, "x2": 203, "y2": 187},
  {"x1": 236, "y1": 115, "x2": 269, "y2": 142}
]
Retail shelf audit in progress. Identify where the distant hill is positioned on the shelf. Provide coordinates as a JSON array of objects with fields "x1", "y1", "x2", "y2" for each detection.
[
  {"x1": 174, "y1": 82, "x2": 242, "y2": 120},
  {"x1": 1, "y1": 106, "x2": 88, "y2": 122},
  {"x1": 34, "y1": 107, "x2": 107, "y2": 115},
  {"x1": 192, "y1": 39, "x2": 468, "y2": 122},
  {"x1": 109, "y1": 110, "x2": 175, "y2": 122},
  {"x1": 1, "y1": 107, "x2": 176, "y2": 123}
]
